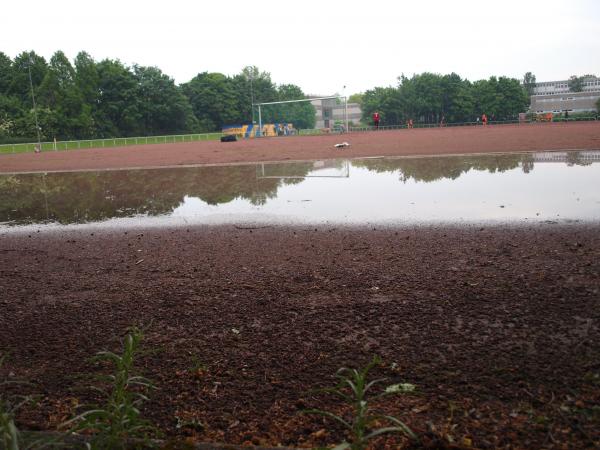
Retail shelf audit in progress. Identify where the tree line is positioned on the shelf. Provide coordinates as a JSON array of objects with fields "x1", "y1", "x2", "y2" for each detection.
[
  {"x1": 2, "y1": 49, "x2": 595, "y2": 144},
  {"x1": 0, "y1": 51, "x2": 315, "y2": 143},
  {"x1": 358, "y1": 72, "x2": 530, "y2": 125}
]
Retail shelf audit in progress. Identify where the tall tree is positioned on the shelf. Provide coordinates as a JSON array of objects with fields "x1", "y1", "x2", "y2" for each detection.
[
  {"x1": 441, "y1": 73, "x2": 473, "y2": 122},
  {"x1": 568, "y1": 75, "x2": 584, "y2": 92},
  {"x1": 523, "y1": 72, "x2": 536, "y2": 96},
  {"x1": 9, "y1": 51, "x2": 47, "y2": 104},
  {"x1": 362, "y1": 86, "x2": 402, "y2": 125},
  {"x1": 37, "y1": 51, "x2": 85, "y2": 139},
  {"x1": 182, "y1": 72, "x2": 240, "y2": 131},
  {"x1": 348, "y1": 93, "x2": 364, "y2": 106},
  {"x1": 94, "y1": 59, "x2": 142, "y2": 137},
  {"x1": 231, "y1": 66, "x2": 278, "y2": 125},
  {"x1": 0, "y1": 52, "x2": 13, "y2": 94},
  {"x1": 134, "y1": 65, "x2": 197, "y2": 135},
  {"x1": 264, "y1": 84, "x2": 315, "y2": 129},
  {"x1": 496, "y1": 76, "x2": 529, "y2": 120}
]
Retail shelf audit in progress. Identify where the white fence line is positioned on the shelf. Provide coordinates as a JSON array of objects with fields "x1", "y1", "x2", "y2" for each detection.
[{"x1": 0, "y1": 132, "x2": 224, "y2": 154}]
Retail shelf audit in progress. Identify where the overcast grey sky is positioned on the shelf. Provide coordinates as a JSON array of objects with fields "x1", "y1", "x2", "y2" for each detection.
[{"x1": 2, "y1": 0, "x2": 599, "y2": 95}]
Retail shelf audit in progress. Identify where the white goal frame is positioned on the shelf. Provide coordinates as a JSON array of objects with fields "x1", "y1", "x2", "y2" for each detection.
[
  {"x1": 256, "y1": 160, "x2": 350, "y2": 179},
  {"x1": 253, "y1": 96, "x2": 348, "y2": 136}
]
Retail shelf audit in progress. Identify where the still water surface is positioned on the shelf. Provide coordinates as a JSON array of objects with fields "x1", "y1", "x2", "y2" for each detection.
[{"x1": 1, "y1": 151, "x2": 599, "y2": 228}]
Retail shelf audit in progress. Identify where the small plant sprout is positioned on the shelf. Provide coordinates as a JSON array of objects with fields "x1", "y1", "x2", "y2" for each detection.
[
  {"x1": 0, "y1": 354, "x2": 31, "y2": 450},
  {"x1": 304, "y1": 356, "x2": 418, "y2": 450},
  {"x1": 0, "y1": 355, "x2": 55, "y2": 450},
  {"x1": 64, "y1": 327, "x2": 156, "y2": 449},
  {"x1": 0, "y1": 390, "x2": 23, "y2": 450}
]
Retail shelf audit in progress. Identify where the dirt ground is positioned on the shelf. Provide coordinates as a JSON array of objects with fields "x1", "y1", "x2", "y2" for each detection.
[
  {"x1": 1, "y1": 122, "x2": 600, "y2": 174},
  {"x1": 1, "y1": 224, "x2": 599, "y2": 448}
]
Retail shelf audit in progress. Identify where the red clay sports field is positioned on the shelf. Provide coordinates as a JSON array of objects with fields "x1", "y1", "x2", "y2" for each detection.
[{"x1": 1, "y1": 121, "x2": 599, "y2": 173}]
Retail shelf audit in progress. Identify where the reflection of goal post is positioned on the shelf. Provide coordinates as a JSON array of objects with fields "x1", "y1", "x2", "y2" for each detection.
[
  {"x1": 254, "y1": 96, "x2": 348, "y2": 136},
  {"x1": 257, "y1": 160, "x2": 350, "y2": 179}
]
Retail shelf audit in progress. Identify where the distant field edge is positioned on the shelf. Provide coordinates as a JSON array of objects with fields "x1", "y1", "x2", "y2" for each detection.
[{"x1": 2, "y1": 117, "x2": 598, "y2": 155}]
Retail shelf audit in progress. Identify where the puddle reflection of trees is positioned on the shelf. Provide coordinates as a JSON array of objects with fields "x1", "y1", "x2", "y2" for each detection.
[
  {"x1": 354, "y1": 154, "x2": 526, "y2": 182},
  {"x1": 354, "y1": 152, "x2": 593, "y2": 182},
  {"x1": 0, "y1": 154, "x2": 593, "y2": 225},
  {"x1": 0, "y1": 163, "x2": 316, "y2": 225}
]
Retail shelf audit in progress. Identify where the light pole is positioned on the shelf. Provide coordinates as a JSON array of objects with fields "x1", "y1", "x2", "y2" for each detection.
[
  {"x1": 342, "y1": 85, "x2": 348, "y2": 132},
  {"x1": 250, "y1": 73, "x2": 255, "y2": 125},
  {"x1": 27, "y1": 56, "x2": 42, "y2": 152}
]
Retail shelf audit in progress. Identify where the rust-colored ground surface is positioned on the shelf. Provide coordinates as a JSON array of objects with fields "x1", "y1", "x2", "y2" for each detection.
[
  {"x1": 1, "y1": 122, "x2": 600, "y2": 174},
  {"x1": 1, "y1": 225, "x2": 599, "y2": 448}
]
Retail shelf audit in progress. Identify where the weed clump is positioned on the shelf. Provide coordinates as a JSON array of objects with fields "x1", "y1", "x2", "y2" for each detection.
[
  {"x1": 304, "y1": 356, "x2": 418, "y2": 450},
  {"x1": 65, "y1": 327, "x2": 156, "y2": 449},
  {"x1": 0, "y1": 354, "x2": 35, "y2": 450}
]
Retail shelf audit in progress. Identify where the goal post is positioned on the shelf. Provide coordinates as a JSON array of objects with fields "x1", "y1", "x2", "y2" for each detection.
[{"x1": 254, "y1": 96, "x2": 348, "y2": 136}]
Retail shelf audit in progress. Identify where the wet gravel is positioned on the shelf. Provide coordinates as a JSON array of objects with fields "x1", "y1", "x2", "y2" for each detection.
[{"x1": 1, "y1": 223, "x2": 599, "y2": 448}]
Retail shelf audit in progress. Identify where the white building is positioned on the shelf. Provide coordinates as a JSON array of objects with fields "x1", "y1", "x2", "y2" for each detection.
[
  {"x1": 309, "y1": 96, "x2": 362, "y2": 129},
  {"x1": 530, "y1": 76, "x2": 600, "y2": 114}
]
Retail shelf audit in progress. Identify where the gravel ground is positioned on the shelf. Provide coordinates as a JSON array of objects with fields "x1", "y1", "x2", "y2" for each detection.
[{"x1": 1, "y1": 223, "x2": 599, "y2": 448}]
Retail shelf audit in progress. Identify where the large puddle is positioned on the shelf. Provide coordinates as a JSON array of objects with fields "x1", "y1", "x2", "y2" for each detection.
[{"x1": 1, "y1": 151, "x2": 599, "y2": 229}]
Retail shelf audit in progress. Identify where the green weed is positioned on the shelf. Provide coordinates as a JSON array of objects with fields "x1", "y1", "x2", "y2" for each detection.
[
  {"x1": 64, "y1": 327, "x2": 156, "y2": 449},
  {"x1": 304, "y1": 356, "x2": 418, "y2": 450},
  {"x1": 0, "y1": 355, "x2": 51, "y2": 450},
  {"x1": 0, "y1": 395, "x2": 24, "y2": 450}
]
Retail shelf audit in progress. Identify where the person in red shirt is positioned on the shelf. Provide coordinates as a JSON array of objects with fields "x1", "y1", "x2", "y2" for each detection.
[
  {"x1": 373, "y1": 111, "x2": 380, "y2": 129},
  {"x1": 482, "y1": 113, "x2": 488, "y2": 126}
]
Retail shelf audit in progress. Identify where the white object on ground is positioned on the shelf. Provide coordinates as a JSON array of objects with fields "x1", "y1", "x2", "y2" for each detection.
[{"x1": 334, "y1": 142, "x2": 350, "y2": 148}]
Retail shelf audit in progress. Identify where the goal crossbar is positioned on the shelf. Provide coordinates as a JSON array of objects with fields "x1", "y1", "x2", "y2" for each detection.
[{"x1": 253, "y1": 96, "x2": 348, "y2": 136}]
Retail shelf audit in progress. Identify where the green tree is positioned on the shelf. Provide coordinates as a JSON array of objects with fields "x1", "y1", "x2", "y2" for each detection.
[
  {"x1": 134, "y1": 65, "x2": 197, "y2": 135},
  {"x1": 361, "y1": 86, "x2": 402, "y2": 125},
  {"x1": 182, "y1": 72, "x2": 240, "y2": 131},
  {"x1": 37, "y1": 51, "x2": 90, "y2": 139},
  {"x1": 0, "y1": 52, "x2": 13, "y2": 94},
  {"x1": 523, "y1": 72, "x2": 536, "y2": 96},
  {"x1": 440, "y1": 73, "x2": 474, "y2": 122},
  {"x1": 259, "y1": 83, "x2": 315, "y2": 129},
  {"x1": 94, "y1": 59, "x2": 142, "y2": 137},
  {"x1": 0, "y1": 95, "x2": 20, "y2": 141},
  {"x1": 568, "y1": 75, "x2": 584, "y2": 92},
  {"x1": 495, "y1": 76, "x2": 528, "y2": 120},
  {"x1": 73, "y1": 51, "x2": 100, "y2": 138},
  {"x1": 74, "y1": 52, "x2": 99, "y2": 106},
  {"x1": 231, "y1": 66, "x2": 278, "y2": 125},
  {"x1": 472, "y1": 77, "x2": 500, "y2": 118},
  {"x1": 411, "y1": 72, "x2": 445, "y2": 123},
  {"x1": 8, "y1": 51, "x2": 47, "y2": 104},
  {"x1": 348, "y1": 93, "x2": 364, "y2": 106}
]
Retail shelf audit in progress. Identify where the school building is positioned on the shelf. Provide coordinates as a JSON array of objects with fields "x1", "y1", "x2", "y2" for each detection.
[
  {"x1": 309, "y1": 96, "x2": 363, "y2": 129},
  {"x1": 529, "y1": 76, "x2": 600, "y2": 114}
]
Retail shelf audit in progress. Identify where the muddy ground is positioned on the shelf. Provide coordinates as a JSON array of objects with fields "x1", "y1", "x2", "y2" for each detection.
[
  {"x1": 2, "y1": 122, "x2": 600, "y2": 174},
  {"x1": 1, "y1": 224, "x2": 599, "y2": 448}
]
